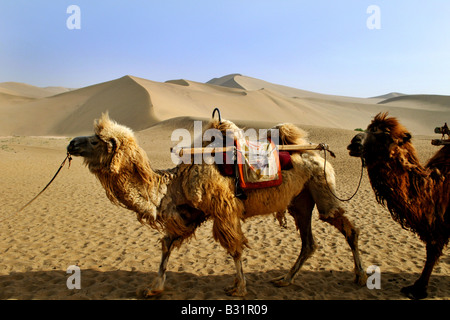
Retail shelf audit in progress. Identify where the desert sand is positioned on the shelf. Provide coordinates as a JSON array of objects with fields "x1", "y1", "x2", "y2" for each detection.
[{"x1": 0, "y1": 74, "x2": 448, "y2": 300}]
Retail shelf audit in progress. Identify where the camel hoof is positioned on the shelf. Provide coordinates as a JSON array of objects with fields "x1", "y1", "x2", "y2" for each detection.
[
  {"x1": 401, "y1": 285, "x2": 428, "y2": 300},
  {"x1": 270, "y1": 275, "x2": 291, "y2": 287},
  {"x1": 355, "y1": 272, "x2": 368, "y2": 287},
  {"x1": 224, "y1": 285, "x2": 247, "y2": 297},
  {"x1": 140, "y1": 287, "x2": 164, "y2": 298}
]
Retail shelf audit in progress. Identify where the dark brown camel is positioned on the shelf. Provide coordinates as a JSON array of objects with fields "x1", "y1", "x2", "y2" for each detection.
[{"x1": 348, "y1": 112, "x2": 449, "y2": 299}]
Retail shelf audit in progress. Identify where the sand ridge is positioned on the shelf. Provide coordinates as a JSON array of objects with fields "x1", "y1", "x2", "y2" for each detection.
[{"x1": 1, "y1": 74, "x2": 449, "y2": 137}]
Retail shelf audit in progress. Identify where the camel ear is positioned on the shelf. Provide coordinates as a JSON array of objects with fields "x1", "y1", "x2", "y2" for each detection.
[
  {"x1": 106, "y1": 137, "x2": 118, "y2": 154},
  {"x1": 398, "y1": 132, "x2": 411, "y2": 146},
  {"x1": 109, "y1": 138, "x2": 123, "y2": 173},
  {"x1": 402, "y1": 132, "x2": 411, "y2": 144}
]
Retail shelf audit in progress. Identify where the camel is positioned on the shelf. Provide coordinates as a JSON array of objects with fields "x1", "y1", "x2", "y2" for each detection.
[
  {"x1": 348, "y1": 112, "x2": 449, "y2": 299},
  {"x1": 440, "y1": 122, "x2": 449, "y2": 140},
  {"x1": 67, "y1": 113, "x2": 366, "y2": 297}
]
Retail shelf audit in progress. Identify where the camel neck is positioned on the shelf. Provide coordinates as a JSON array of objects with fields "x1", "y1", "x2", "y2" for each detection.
[
  {"x1": 93, "y1": 160, "x2": 168, "y2": 225},
  {"x1": 367, "y1": 152, "x2": 432, "y2": 233}
]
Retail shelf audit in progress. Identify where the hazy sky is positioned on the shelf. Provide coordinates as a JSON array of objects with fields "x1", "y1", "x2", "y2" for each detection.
[{"x1": 1, "y1": 1, "x2": 450, "y2": 97}]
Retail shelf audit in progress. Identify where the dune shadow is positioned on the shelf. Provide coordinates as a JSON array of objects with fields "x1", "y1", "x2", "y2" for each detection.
[{"x1": 0, "y1": 267, "x2": 448, "y2": 300}]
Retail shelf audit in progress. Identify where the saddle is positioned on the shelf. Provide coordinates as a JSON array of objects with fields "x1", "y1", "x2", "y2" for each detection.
[
  {"x1": 236, "y1": 136, "x2": 282, "y2": 189},
  {"x1": 172, "y1": 108, "x2": 331, "y2": 199},
  {"x1": 218, "y1": 137, "x2": 293, "y2": 192}
]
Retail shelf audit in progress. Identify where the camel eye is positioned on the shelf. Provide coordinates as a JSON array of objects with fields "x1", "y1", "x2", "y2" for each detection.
[{"x1": 91, "y1": 140, "x2": 99, "y2": 146}]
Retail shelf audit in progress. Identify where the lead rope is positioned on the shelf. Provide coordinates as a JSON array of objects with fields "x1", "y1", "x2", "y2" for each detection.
[
  {"x1": 321, "y1": 144, "x2": 364, "y2": 202},
  {"x1": 1, "y1": 152, "x2": 72, "y2": 222}
]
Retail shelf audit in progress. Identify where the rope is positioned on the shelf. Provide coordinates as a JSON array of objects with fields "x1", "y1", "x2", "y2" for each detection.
[
  {"x1": 0, "y1": 153, "x2": 72, "y2": 223},
  {"x1": 321, "y1": 145, "x2": 364, "y2": 202}
]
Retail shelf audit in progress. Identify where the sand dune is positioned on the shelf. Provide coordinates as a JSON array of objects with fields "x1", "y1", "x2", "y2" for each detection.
[
  {"x1": 370, "y1": 92, "x2": 405, "y2": 100},
  {"x1": 0, "y1": 82, "x2": 71, "y2": 99},
  {"x1": 378, "y1": 94, "x2": 450, "y2": 111},
  {"x1": 0, "y1": 74, "x2": 448, "y2": 136},
  {"x1": 0, "y1": 91, "x2": 35, "y2": 106},
  {"x1": 206, "y1": 73, "x2": 246, "y2": 89},
  {"x1": 0, "y1": 76, "x2": 157, "y2": 136}
]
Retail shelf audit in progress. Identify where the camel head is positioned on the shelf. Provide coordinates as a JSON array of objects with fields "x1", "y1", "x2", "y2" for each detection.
[
  {"x1": 67, "y1": 113, "x2": 137, "y2": 173},
  {"x1": 347, "y1": 132, "x2": 367, "y2": 157},
  {"x1": 347, "y1": 112, "x2": 412, "y2": 164}
]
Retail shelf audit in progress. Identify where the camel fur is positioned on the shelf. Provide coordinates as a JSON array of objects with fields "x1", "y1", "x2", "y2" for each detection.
[
  {"x1": 67, "y1": 113, "x2": 366, "y2": 297},
  {"x1": 348, "y1": 112, "x2": 449, "y2": 299}
]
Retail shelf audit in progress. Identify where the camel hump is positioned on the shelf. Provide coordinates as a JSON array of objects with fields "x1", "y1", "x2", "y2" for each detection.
[
  {"x1": 206, "y1": 118, "x2": 241, "y2": 134},
  {"x1": 205, "y1": 119, "x2": 309, "y2": 146},
  {"x1": 270, "y1": 123, "x2": 309, "y2": 146}
]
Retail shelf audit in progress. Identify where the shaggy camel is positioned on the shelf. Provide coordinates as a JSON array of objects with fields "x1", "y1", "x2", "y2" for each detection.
[
  {"x1": 348, "y1": 112, "x2": 449, "y2": 299},
  {"x1": 67, "y1": 113, "x2": 366, "y2": 297}
]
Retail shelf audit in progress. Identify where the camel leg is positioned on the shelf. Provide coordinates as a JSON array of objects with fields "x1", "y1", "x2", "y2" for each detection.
[
  {"x1": 272, "y1": 189, "x2": 316, "y2": 287},
  {"x1": 320, "y1": 209, "x2": 366, "y2": 286},
  {"x1": 224, "y1": 256, "x2": 247, "y2": 296},
  {"x1": 307, "y1": 173, "x2": 366, "y2": 286},
  {"x1": 212, "y1": 214, "x2": 248, "y2": 296},
  {"x1": 143, "y1": 235, "x2": 181, "y2": 297},
  {"x1": 401, "y1": 241, "x2": 443, "y2": 299}
]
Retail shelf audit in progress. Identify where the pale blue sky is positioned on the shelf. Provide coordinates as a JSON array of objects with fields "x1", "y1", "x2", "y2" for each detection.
[{"x1": 1, "y1": 1, "x2": 450, "y2": 97}]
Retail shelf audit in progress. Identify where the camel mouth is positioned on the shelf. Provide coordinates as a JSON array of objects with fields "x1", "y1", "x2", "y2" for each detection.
[
  {"x1": 67, "y1": 138, "x2": 85, "y2": 157},
  {"x1": 67, "y1": 145, "x2": 82, "y2": 156},
  {"x1": 347, "y1": 132, "x2": 367, "y2": 158},
  {"x1": 347, "y1": 142, "x2": 364, "y2": 157}
]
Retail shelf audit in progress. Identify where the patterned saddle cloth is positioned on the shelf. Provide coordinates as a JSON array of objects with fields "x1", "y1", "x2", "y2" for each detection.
[
  {"x1": 219, "y1": 142, "x2": 292, "y2": 185},
  {"x1": 235, "y1": 137, "x2": 283, "y2": 189}
]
